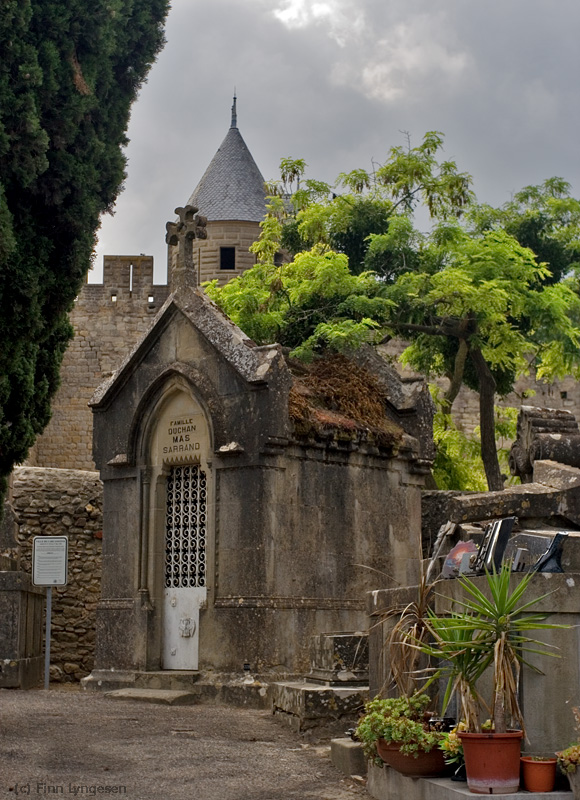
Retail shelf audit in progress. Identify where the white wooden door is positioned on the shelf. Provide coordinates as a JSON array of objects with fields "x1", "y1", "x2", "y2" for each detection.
[{"x1": 162, "y1": 464, "x2": 207, "y2": 669}]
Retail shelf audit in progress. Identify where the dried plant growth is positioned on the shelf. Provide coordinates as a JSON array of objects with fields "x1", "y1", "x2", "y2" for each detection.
[
  {"x1": 288, "y1": 353, "x2": 403, "y2": 446},
  {"x1": 377, "y1": 571, "x2": 435, "y2": 697}
]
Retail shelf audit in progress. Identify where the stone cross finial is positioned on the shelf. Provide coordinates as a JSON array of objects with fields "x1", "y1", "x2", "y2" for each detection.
[{"x1": 166, "y1": 205, "x2": 208, "y2": 290}]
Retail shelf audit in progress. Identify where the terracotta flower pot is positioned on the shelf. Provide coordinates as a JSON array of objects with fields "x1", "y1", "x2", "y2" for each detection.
[
  {"x1": 376, "y1": 739, "x2": 448, "y2": 777},
  {"x1": 459, "y1": 731, "x2": 523, "y2": 794},
  {"x1": 520, "y1": 757, "x2": 556, "y2": 793}
]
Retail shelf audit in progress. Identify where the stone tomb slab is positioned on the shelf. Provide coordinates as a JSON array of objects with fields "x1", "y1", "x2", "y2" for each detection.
[
  {"x1": 105, "y1": 688, "x2": 198, "y2": 705},
  {"x1": 271, "y1": 680, "x2": 368, "y2": 734}
]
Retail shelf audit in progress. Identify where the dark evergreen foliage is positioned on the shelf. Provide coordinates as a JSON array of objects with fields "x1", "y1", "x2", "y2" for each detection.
[{"x1": 0, "y1": 0, "x2": 169, "y2": 502}]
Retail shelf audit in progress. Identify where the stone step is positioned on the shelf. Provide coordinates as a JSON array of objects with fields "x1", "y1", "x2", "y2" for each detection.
[
  {"x1": 82, "y1": 669, "x2": 201, "y2": 693},
  {"x1": 330, "y1": 738, "x2": 367, "y2": 776},
  {"x1": 105, "y1": 688, "x2": 197, "y2": 705},
  {"x1": 133, "y1": 670, "x2": 201, "y2": 691},
  {"x1": 83, "y1": 669, "x2": 272, "y2": 709}
]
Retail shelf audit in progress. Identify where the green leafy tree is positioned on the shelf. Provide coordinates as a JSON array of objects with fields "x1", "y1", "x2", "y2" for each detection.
[
  {"x1": 207, "y1": 228, "x2": 580, "y2": 491},
  {"x1": 208, "y1": 137, "x2": 580, "y2": 491},
  {"x1": 386, "y1": 224, "x2": 580, "y2": 489},
  {"x1": 205, "y1": 246, "x2": 393, "y2": 358},
  {"x1": 0, "y1": 0, "x2": 169, "y2": 503},
  {"x1": 467, "y1": 177, "x2": 580, "y2": 284},
  {"x1": 268, "y1": 132, "x2": 473, "y2": 277}
]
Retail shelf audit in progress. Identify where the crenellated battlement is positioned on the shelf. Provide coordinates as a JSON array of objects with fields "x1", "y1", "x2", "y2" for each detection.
[{"x1": 81, "y1": 256, "x2": 169, "y2": 312}]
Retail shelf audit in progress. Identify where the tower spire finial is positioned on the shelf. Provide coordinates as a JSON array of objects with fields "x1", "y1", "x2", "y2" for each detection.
[{"x1": 231, "y1": 90, "x2": 237, "y2": 129}]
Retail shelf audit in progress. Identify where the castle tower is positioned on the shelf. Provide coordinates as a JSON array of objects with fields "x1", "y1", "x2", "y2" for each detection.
[
  {"x1": 168, "y1": 96, "x2": 266, "y2": 288},
  {"x1": 27, "y1": 99, "x2": 267, "y2": 471}
]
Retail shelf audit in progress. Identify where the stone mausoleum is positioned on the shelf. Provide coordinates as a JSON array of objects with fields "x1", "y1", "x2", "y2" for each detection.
[{"x1": 83, "y1": 238, "x2": 435, "y2": 686}]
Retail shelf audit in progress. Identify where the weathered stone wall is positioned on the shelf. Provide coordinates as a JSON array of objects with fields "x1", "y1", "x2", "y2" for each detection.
[
  {"x1": 452, "y1": 372, "x2": 579, "y2": 439},
  {"x1": 12, "y1": 467, "x2": 103, "y2": 682},
  {"x1": 27, "y1": 256, "x2": 169, "y2": 471}
]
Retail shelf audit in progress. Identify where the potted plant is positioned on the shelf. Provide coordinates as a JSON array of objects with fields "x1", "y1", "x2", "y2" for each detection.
[
  {"x1": 440, "y1": 724, "x2": 466, "y2": 781},
  {"x1": 520, "y1": 755, "x2": 557, "y2": 792},
  {"x1": 556, "y1": 708, "x2": 580, "y2": 797},
  {"x1": 418, "y1": 562, "x2": 567, "y2": 794},
  {"x1": 355, "y1": 693, "x2": 448, "y2": 777}
]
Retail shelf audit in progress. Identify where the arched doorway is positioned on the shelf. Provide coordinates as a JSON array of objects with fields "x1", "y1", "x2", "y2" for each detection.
[{"x1": 145, "y1": 380, "x2": 212, "y2": 670}]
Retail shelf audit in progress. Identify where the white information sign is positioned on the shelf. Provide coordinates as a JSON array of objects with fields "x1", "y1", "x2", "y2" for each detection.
[{"x1": 32, "y1": 536, "x2": 68, "y2": 587}]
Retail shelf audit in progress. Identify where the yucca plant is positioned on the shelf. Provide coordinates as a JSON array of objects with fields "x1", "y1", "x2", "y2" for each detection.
[{"x1": 418, "y1": 562, "x2": 568, "y2": 734}]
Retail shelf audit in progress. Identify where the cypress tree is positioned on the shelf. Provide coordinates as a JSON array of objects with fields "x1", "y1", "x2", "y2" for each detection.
[{"x1": 0, "y1": 0, "x2": 169, "y2": 503}]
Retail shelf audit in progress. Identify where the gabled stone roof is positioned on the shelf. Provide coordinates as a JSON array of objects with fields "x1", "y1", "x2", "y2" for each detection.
[
  {"x1": 187, "y1": 101, "x2": 266, "y2": 223},
  {"x1": 89, "y1": 287, "x2": 287, "y2": 409}
]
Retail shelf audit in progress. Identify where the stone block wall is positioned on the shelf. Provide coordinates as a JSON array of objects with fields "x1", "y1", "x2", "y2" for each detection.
[
  {"x1": 168, "y1": 220, "x2": 260, "y2": 287},
  {"x1": 12, "y1": 467, "x2": 103, "y2": 682},
  {"x1": 27, "y1": 256, "x2": 169, "y2": 470},
  {"x1": 451, "y1": 372, "x2": 580, "y2": 439}
]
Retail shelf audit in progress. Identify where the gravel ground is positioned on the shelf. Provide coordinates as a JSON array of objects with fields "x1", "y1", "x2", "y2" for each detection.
[{"x1": 0, "y1": 687, "x2": 367, "y2": 800}]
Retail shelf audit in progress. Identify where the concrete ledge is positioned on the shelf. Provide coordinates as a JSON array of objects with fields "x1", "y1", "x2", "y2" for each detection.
[
  {"x1": 367, "y1": 763, "x2": 571, "y2": 800},
  {"x1": 330, "y1": 738, "x2": 367, "y2": 776}
]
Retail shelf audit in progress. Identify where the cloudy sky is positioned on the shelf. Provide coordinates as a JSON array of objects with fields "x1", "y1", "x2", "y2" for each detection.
[{"x1": 93, "y1": 0, "x2": 580, "y2": 283}]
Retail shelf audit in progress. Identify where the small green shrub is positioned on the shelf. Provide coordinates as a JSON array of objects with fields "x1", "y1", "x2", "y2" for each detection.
[
  {"x1": 556, "y1": 744, "x2": 580, "y2": 774},
  {"x1": 355, "y1": 693, "x2": 445, "y2": 764},
  {"x1": 557, "y1": 707, "x2": 580, "y2": 774},
  {"x1": 430, "y1": 393, "x2": 520, "y2": 491}
]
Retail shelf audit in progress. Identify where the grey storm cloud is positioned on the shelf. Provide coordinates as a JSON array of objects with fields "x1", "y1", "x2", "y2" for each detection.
[{"x1": 94, "y1": 0, "x2": 580, "y2": 282}]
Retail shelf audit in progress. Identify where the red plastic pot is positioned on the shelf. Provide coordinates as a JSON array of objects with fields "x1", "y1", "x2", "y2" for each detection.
[
  {"x1": 459, "y1": 731, "x2": 523, "y2": 794},
  {"x1": 520, "y1": 757, "x2": 556, "y2": 793},
  {"x1": 376, "y1": 739, "x2": 448, "y2": 777}
]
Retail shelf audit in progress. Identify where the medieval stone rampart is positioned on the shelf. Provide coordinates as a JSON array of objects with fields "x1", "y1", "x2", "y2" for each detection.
[
  {"x1": 12, "y1": 466, "x2": 103, "y2": 682},
  {"x1": 27, "y1": 256, "x2": 169, "y2": 471}
]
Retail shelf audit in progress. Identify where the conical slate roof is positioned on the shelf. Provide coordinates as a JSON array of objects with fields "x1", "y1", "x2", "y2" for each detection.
[{"x1": 187, "y1": 99, "x2": 266, "y2": 223}]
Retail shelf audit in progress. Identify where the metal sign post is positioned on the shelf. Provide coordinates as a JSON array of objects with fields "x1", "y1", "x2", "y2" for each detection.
[
  {"x1": 32, "y1": 536, "x2": 68, "y2": 690},
  {"x1": 45, "y1": 586, "x2": 52, "y2": 690}
]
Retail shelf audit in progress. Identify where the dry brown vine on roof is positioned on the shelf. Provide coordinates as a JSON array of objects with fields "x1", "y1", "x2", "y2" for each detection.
[{"x1": 288, "y1": 353, "x2": 403, "y2": 446}]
